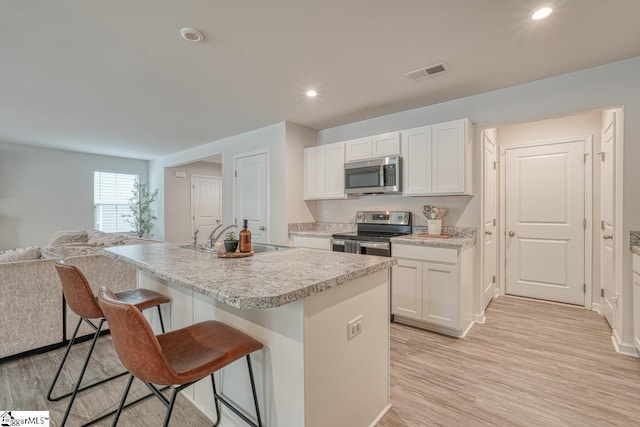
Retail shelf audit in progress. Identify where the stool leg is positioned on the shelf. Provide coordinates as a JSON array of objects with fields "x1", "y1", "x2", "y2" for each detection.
[
  {"x1": 211, "y1": 374, "x2": 222, "y2": 427},
  {"x1": 162, "y1": 388, "x2": 180, "y2": 427},
  {"x1": 156, "y1": 305, "x2": 166, "y2": 333},
  {"x1": 246, "y1": 355, "x2": 263, "y2": 427},
  {"x1": 111, "y1": 374, "x2": 134, "y2": 427},
  {"x1": 60, "y1": 319, "x2": 105, "y2": 426},
  {"x1": 47, "y1": 317, "x2": 83, "y2": 401}
]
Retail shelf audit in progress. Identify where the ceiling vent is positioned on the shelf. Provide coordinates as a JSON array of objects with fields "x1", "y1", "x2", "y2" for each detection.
[{"x1": 405, "y1": 63, "x2": 447, "y2": 81}]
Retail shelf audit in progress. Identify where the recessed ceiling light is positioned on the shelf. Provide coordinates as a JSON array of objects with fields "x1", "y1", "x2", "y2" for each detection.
[
  {"x1": 180, "y1": 27, "x2": 205, "y2": 42},
  {"x1": 531, "y1": 7, "x2": 553, "y2": 20},
  {"x1": 306, "y1": 90, "x2": 317, "y2": 97}
]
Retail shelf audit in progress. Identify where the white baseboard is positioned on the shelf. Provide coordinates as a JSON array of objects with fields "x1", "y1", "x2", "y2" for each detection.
[
  {"x1": 591, "y1": 302, "x2": 602, "y2": 314},
  {"x1": 370, "y1": 404, "x2": 392, "y2": 427},
  {"x1": 474, "y1": 311, "x2": 487, "y2": 324},
  {"x1": 611, "y1": 330, "x2": 639, "y2": 358}
]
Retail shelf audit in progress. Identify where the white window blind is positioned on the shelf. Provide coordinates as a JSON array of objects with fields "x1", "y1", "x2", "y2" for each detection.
[{"x1": 94, "y1": 171, "x2": 138, "y2": 233}]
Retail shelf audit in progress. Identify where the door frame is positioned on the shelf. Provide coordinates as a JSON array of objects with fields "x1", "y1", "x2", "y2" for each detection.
[
  {"x1": 478, "y1": 128, "x2": 497, "y2": 323},
  {"x1": 498, "y1": 136, "x2": 593, "y2": 308},
  {"x1": 190, "y1": 174, "x2": 222, "y2": 237},
  {"x1": 232, "y1": 149, "x2": 270, "y2": 243}
]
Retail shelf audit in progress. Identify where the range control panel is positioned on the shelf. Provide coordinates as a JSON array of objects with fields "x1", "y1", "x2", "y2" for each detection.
[{"x1": 355, "y1": 211, "x2": 411, "y2": 225}]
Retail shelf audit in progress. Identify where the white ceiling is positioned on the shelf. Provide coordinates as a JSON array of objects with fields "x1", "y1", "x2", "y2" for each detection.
[{"x1": 2, "y1": 0, "x2": 640, "y2": 160}]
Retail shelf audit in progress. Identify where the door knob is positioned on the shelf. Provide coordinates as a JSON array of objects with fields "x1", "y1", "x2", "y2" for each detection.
[
  {"x1": 603, "y1": 234, "x2": 613, "y2": 240},
  {"x1": 485, "y1": 230, "x2": 492, "y2": 235},
  {"x1": 508, "y1": 231, "x2": 515, "y2": 237},
  {"x1": 259, "y1": 226, "x2": 266, "y2": 231}
]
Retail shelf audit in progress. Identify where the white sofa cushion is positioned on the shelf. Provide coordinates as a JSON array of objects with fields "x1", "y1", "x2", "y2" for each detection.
[
  {"x1": 0, "y1": 246, "x2": 42, "y2": 263},
  {"x1": 47, "y1": 230, "x2": 88, "y2": 247}
]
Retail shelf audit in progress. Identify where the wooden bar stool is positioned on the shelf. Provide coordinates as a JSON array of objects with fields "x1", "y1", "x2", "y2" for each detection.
[
  {"x1": 48, "y1": 261, "x2": 171, "y2": 426},
  {"x1": 97, "y1": 286, "x2": 265, "y2": 427}
]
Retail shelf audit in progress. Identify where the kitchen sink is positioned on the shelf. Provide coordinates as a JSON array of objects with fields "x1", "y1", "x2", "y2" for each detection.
[{"x1": 180, "y1": 243, "x2": 290, "y2": 253}]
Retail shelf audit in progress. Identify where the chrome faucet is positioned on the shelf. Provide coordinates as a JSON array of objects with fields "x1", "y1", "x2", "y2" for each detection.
[
  {"x1": 210, "y1": 224, "x2": 238, "y2": 248},
  {"x1": 192, "y1": 229, "x2": 199, "y2": 247},
  {"x1": 207, "y1": 224, "x2": 225, "y2": 248}
]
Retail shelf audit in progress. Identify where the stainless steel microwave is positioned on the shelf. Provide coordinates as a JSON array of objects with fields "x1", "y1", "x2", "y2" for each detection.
[{"x1": 344, "y1": 156, "x2": 402, "y2": 195}]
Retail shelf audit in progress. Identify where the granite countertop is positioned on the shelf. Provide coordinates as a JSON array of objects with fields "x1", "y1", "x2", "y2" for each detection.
[
  {"x1": 631, "y1": 231, "x2": 640, "y2": 255},
  {"x1": 288, "y1": 222, "x2": 355, "y2": 238},
  {"x1": 103, "y1": 243, "x2": 395, "y2": 310},
  {"x1": 289, "y1": 230, "x2": 336, "y2": 237},
  {"x1": 390, "y1": 234, "x2": 476, "y2": 249}
]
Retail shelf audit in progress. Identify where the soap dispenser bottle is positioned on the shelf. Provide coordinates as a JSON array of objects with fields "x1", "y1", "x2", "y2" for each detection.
[{"x1": 239, "y1": 219, "x2": 252, "y2": 253}]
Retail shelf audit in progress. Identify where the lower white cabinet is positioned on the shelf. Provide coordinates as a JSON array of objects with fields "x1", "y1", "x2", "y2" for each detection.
[
  {"x1": 633, "y1": 253, "x2": 640, "y2": 352},
  {"x1": 392, "y1": 244, "x2": 474, "y2": 337},
  {"x1": 291, "y1": 235, "x2": 331, "y2": 250}
]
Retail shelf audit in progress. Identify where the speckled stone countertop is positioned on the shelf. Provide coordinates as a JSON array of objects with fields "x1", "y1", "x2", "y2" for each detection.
[
  {"x1": 288, "y1": 222, "x2": 356, "y2": 237},
  {"x1": 103, "y1": 243, "x2": 395, "y2": 310},
  {"x1": 391, "y1": 227, "x2": 476, "y2": 249},
  {"x1": 631, "y1": 231, "x2": 640, "y2": 255}
]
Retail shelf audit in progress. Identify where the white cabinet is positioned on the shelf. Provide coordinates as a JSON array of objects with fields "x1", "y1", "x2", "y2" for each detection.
[
  {"x1": 291, "y1": 235, "x2": 331, "y2": 250},
  {"x1": 304, "y1": 141, "x2": 346, "y2": 200},
  {"x1": 391, "y1": 243, "x2": 474, "y2": 337},
  {"x1": 345, "y1": 132, "x2": 400, "y2": 162},
  {"x1": 633, "y1": 254, "x2": 640, "y2": 352},
  {"x1": 402, "y1": 118, "x2": 472, "y2": 196}
]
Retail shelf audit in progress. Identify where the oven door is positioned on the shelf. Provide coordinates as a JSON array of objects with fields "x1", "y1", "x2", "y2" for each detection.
[{"x1": 359, "y1": 241, "x2": 390, "y2": 257}]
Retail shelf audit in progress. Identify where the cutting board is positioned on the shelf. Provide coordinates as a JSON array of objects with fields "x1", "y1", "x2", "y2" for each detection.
[{"x1": 217, "y1": 251, "x2": 255, "y2": 258}]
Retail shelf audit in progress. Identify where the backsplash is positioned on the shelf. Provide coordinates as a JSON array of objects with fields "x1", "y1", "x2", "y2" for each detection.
[{"x1": 288, "y1": 222, "x2": 356, "y2": 234}]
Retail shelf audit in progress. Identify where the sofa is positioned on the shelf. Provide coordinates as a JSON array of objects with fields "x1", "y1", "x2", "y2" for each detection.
[{"x1": 0, "y1": 230, "x2": 154, "y2": 360}]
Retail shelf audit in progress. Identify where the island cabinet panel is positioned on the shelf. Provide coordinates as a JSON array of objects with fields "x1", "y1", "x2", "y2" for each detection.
[
  {"x1": 391, "y1": 244, "x2": 474, "y2": 337},
  {"x1": 401, "y1": 118, "x2": 473, "y2": 196},
  {"x1": 633, "y1": 254, "x2": 640, "y2": 352},
  {"x1": 291, "y1": 235, "x2": 331, "y2": 250},
  {"x1": 303, "y1": 141, "x2": 346, "y2": 200}
]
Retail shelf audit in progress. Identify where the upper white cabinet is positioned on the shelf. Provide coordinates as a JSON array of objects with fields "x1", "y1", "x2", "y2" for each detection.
[
  {"x1": 402, "y1": 118, "x2": 473, "y2": 196},
  {"x1": 304, "y1": 141, "x2": 347, "y2": 200},
  {"x1": 345, "y1": 132, "x2": 400, "y2": 162}
]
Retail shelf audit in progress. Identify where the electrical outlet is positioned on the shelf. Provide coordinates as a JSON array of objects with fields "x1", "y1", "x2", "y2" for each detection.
[
  {"x1": 347, "y1": 315, "x2": 363, "y2": 341},
  {"x1": 323, "y1": 209, "x2": 330, "y2": 219}
]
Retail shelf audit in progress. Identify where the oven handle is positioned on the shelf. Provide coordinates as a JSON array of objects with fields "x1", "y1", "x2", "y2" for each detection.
[{"x1": 359, "y1": 241, "x2": 390, "y2": 250}]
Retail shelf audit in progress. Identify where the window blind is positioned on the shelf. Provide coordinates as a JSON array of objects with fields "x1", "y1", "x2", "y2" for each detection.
[{"x1": 94, "y1": 171, "x2": 138, "y2": 233}]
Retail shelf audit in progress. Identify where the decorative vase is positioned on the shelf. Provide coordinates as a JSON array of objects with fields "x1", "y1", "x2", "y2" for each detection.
[
  {"x1": 224, "y1": 240, "x2": 238, "y2": 253},
  {"x1": 427, "y1": 219, "x2": 442, "y2": 236}
]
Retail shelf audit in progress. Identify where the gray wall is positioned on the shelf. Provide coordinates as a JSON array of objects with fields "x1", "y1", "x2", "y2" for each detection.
[{"x1": 0, "y1": 142, "x2": 148, "y2": 250}]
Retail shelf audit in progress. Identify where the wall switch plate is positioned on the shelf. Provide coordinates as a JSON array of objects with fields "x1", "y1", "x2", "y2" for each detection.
[{"x1": 347, "y1": 315, "x2": 363, "y2": 341}]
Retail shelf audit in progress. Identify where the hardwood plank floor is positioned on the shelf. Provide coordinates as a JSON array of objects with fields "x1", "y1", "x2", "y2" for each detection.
[
  {"x1": 1, "y1": 296, "x2": 639, "y2": 426},
  {"x1": 379, "y1": 296, "x2": 640, "y2": 427}
]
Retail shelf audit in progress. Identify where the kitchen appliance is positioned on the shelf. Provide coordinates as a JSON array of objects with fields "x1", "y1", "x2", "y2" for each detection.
[
  {"x1": 344, "y1": 156, "x2": 402, "y2": 195},
  {"x1": 332, "y1": 210, "x2": 411, "y2": 257}
]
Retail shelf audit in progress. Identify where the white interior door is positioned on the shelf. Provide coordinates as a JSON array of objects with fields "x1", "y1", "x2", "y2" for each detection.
[
  {"x1": 191, "y1": 175, "x2": 221, "y2": 245},
  {"x1": 600, "y1": 111, "x2": 616, "y2": 328},
  {"x1": 505, "y1": 140, "x2": 585, "y2": 305},
  {"x1": 234, "y1": 152, "x2": 268, "y2": 243},
  {"x1": 483, "y1": 129, "x2": 497, "y2": 310}
]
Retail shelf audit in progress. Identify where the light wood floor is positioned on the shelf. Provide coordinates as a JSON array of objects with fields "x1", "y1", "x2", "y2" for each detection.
[
  {"x1": 1, "y1": 296, "x2": 639, "y2": 426},
  {"x1": 380, "y1": 296, "x2": 640, "y2": 427}
]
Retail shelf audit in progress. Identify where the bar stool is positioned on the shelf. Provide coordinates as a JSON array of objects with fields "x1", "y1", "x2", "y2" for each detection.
[
  {"x1": 48, "y1": 261, "x2": 171, "y2": 426},
  {"x1": 97, "y1": 286, "x2": 264, "y2": 427}
]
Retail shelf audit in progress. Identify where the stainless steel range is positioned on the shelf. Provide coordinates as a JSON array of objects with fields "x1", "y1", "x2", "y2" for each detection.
[{"x1": 332, "y1": 211, "x2": 412, "y2": 257}]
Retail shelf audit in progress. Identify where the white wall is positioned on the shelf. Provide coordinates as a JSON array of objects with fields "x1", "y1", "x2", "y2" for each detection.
[
  {"x1": 164, "y1": 162, "x2": 222, "y2": 244},
  {"x1": 496, "y1": 111, "x2": 603, "y2": 306},
  {"x1": 285, "y1": 123, "x2": 317, "y2": 225},
  {"x1": 0, "y1": 142, "x2": 148, "y2": 250},
  {"x1": 150, "y1": 122, "x2": 316, "y2": 246},
  {"x1": 318, "y1": 55, "x2": 640, "y2": 348}
]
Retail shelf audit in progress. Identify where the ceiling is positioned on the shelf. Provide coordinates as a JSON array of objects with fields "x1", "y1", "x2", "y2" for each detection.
[{"x1": 2, "y1": 1, "x2": 640, "y2": 160}]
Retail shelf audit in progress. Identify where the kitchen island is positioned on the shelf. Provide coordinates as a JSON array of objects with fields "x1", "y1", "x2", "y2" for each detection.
[{"x1": 103, "y1": 243, "x2": 395, "y2": 427}]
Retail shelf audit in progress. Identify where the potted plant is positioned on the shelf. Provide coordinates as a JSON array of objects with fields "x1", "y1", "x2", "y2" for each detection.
[
  {"x1": 126, "y1": 182, "x2": 159, "y2": 238},
  {"x1": 224, "y1": 231, "x2": 238, "y2": 253}
]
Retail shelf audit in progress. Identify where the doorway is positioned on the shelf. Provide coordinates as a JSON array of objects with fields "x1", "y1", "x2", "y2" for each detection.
[
  {"x1": 191, "y1": 175, "x2": 222, "y2": 245},
  {"x1": 502, "y1": 137, "x2": 591, "y2": 306}
]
